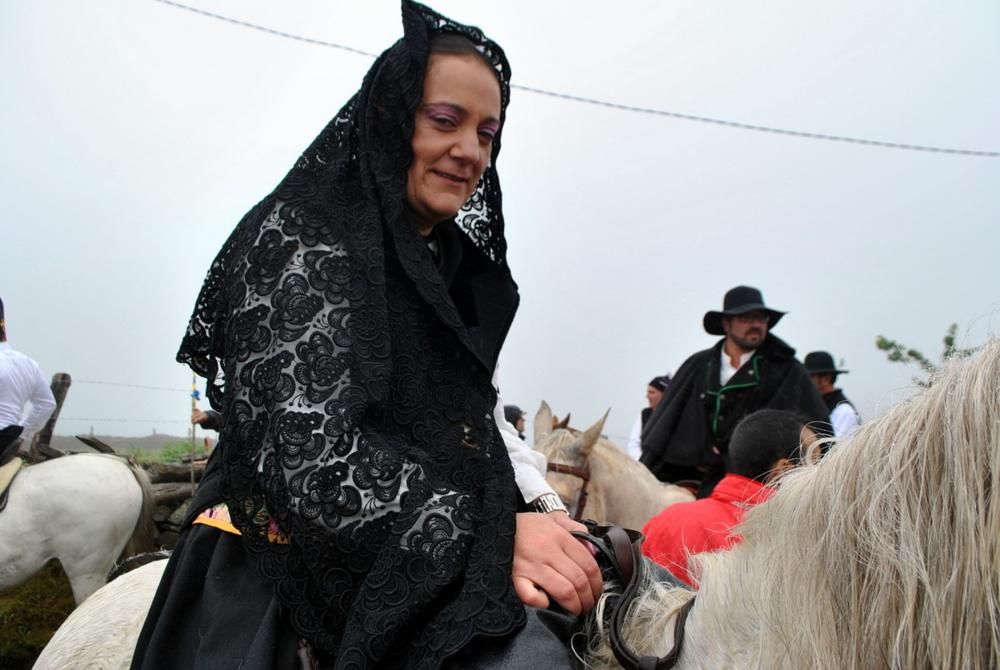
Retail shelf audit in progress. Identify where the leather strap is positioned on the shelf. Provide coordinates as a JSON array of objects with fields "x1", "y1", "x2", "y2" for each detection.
[
  {"x1": 546, "y1": 462, "x2": 590, "y2": 480},
  {"x1": 572, "y1": 522, "x2": 696, "y2": 670},
  {"x1": 547, "y1": 461, "x2": 591, "y2": 520}
]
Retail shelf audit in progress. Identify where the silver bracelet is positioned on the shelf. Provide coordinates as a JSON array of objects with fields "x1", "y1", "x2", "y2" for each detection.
[{"x1": 527, "y1": 493, "x2": 566, "y2": 514}]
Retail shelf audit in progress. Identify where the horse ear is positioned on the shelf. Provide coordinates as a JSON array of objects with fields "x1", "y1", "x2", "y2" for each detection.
[
  {"x1": 556, "y1": 413, "x2": 571, "y2": 430},
  {"x1": 534, "y1": 401, "x2": 553, "y2": 444},
  {"x1": 575, "y1": 409, "x2": 610, "y2": 459}
]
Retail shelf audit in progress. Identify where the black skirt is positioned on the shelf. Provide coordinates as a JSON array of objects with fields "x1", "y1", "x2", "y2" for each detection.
[
  {"x1": 132, "y1": 523, "x2": 582, "y2": 670},
  {"x1": 130, "y1": 521, "x2": 303, "y2": 670},
  {"x1": 131, "y1": 451, "x2": 579, "y2": 669}
]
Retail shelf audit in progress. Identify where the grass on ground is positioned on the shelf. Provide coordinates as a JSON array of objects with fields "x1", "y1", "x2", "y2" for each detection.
[{"x1": 0, "y1": 561, "x2": 76, "y2": 670}]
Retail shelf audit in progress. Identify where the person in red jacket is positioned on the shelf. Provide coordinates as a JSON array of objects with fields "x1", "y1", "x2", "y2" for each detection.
[{"x1": 642, "y1": 409, "x2": 817, "y2": 585}]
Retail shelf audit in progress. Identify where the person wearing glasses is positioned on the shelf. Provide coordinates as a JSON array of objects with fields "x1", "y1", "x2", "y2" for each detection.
[{"x1": 640, "y1": 286, "x2": 828, "y2": 497}]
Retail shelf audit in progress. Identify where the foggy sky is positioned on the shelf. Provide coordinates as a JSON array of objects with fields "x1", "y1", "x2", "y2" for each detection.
[{"x1": 2, "y1": 0, "x2": 997, "y2": 444}]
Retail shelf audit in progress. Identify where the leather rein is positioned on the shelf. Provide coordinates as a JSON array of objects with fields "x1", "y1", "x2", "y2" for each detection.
[
  {"x1": 572, "y1": 523, "x2": 696, "y2": 670},
  {"x1": 545, "y1": 461, "x2": 591, "y2": 521},
  {"x1": 545, "y1": 456, "x2": 695, "y2": 669}
]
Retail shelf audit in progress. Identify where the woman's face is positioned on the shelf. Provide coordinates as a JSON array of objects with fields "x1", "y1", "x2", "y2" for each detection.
[{"x1": 406, "y1": 53, "x2": 502, "y2": 235}]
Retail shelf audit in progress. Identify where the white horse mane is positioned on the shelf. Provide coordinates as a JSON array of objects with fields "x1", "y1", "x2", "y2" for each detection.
[{"x1": 585, "y1": 338, "x2": 1000, "y2": 669}]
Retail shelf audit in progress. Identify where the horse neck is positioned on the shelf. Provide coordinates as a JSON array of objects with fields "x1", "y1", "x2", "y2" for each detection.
[{"x1": 588, "y1": 442, "x2": 687, "y2": 528}]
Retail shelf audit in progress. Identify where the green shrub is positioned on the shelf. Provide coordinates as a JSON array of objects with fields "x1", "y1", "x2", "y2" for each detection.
[
  {"x1": 0, "y1": 561, "x2": 75, "y2": 669},
  {"x1": 159, "y1": 440, "x2": 208, "y2": 463},
  {"x1": 124, "y1": 448, "x2": 164, "y2": 464}
]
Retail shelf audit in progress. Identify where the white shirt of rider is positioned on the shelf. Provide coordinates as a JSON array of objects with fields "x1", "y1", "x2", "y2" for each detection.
[{"x1": 720, "y1": 349, "x2": 754, "y2": 385}]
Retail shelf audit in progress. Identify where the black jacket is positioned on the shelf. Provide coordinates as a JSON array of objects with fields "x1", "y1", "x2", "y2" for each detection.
[
  {"x1": 822, "y1": 389, "x2": 856, "y2": 414},
  {"x1": 640, "y1": 334, "x2": 829, "y2": 486}
]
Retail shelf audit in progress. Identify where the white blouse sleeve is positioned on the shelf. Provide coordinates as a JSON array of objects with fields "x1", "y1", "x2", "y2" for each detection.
[{"x1": 492, "y1": 367, "x2": 562, "y2": 508}]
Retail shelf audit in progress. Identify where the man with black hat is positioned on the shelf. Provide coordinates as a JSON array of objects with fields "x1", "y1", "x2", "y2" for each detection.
[
  {"x1": 804, "y1": 350, "x2": 861, "y2": 438},
  {"x1": 640, "y1": 285, "x2": 828, "y2": 497},
  {"x1": 0, "y1": 296, "x2": 56, "y2": 464}
]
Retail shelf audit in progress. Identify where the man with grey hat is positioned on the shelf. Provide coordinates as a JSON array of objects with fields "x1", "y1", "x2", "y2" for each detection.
[
  {"x1": 804, "y1": 350, "x2": 860, "y2": 438},
  {"x1": 641, "y1": 285, "x2": 828, "y2": 497},
  {"x1": 0, "y1": 296, "x2": 56, "y2": 463}
]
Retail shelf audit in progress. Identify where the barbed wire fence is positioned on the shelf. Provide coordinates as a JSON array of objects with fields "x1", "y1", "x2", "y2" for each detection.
[{"x1": 58, "y1": 379, "x2": 198, "y2": 432}]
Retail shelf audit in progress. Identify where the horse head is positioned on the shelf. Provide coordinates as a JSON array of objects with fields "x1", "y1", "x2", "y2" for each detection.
[{"x1": 535, "y1": 402, "x2": 609, "y2": 521}]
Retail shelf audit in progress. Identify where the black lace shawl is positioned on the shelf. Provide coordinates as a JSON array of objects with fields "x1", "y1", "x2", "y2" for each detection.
[{"x1": 176, "y1": 3, "x2": 523, "y2": 667}]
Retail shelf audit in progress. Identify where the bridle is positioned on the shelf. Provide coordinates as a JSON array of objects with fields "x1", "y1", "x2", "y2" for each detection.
[
  {"x1": 572, "y1": 523, "x2": 696, "y2": 670},
  {"x1": 612, "y1": 594, "x2": 695, "y2": 670},
  {"x1": 545, "y1": 446, "x2": 695, "y2": 668},
  {"x1": 541, "y1": 434, "x2": 695, "y2": 667},
  {"x1": 546, "y1": 461, "x2": 591, "y2": 521}
]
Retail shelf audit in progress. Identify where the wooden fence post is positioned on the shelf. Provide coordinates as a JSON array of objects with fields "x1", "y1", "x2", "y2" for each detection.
[{"x1": 30, "y1": 372, "x2": 72, "y2": 460}]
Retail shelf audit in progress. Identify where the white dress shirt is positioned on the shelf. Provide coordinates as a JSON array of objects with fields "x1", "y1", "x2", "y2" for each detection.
[
  {"x1": 0, "y1": 341, "x2": 56, "y2": 442},
  {"x1": 830, "y1": 402, "x2": 860, "y2": 438},
  {"x1": 720, "y1": 348, "x2": 754, "y2": 385}
]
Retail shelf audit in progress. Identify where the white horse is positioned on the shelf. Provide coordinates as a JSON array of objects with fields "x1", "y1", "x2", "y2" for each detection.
[
  {"x1": 0, "y1": 452, "x2": 156, "y2": 604},
  {"x1": 39, "y1": 342, "x2": 1000, "y2": 669},
  {"x1": 534, "y1": 401, "x2": 694, "y2": 529},
  {"x1": 34, "y1": 559, "x2": 166, "y2": 670},
  {"x1": 583, "y1": 337, "x2": 1000, "y2": 669}
]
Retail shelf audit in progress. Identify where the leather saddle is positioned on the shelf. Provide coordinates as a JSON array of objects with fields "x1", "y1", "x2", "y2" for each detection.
[
  {"x1": 0, "y1": 425, "x2": 26, "y2": 512},
  {"x1": 0, "y1": 425, "x2": 24, "y2": 466}
]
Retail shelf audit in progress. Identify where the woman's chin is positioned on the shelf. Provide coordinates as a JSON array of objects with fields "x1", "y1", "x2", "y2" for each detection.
[{"x1": 406, "y1": 202, "x2": 465, "y2": 231}]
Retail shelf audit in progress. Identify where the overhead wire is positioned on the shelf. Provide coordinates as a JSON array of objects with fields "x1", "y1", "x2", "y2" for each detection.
[
  {"x1": 60, "y1": 417, "x2": 190, "y2": 424},
  {"x1": 75, "y1": 379, "x2": 190, "y2": 393},
  {"x1": 152, "y1": 0, "x2": 1000, "y2": 158}
]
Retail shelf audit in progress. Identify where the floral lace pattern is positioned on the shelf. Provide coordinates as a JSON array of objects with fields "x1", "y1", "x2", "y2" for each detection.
[{"x1": 175, "y1": 2, "x2": 522, "y2": 667}]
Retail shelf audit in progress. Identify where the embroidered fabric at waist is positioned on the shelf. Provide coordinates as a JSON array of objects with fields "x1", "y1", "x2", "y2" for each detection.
[{"x1": 193, "y1": 502, "x2": 289, "y2": 544}]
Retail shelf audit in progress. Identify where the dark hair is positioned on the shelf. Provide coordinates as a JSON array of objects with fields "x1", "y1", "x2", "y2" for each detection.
[
  {"x1": 503, "y1": 404, "x2": 524, "y2": 425},
  {"x1": 728, "y1": 409, "x2": 810, "y2": 481},
  {"x1": 648, "y1": 375, "x2": 671, "y2": 392},
  {"x1": 0, "y1": 295, "x2": 5, "y2": 342},
  {"x1": 429, "y1": 32, "x2": 493, "y2": 68}
]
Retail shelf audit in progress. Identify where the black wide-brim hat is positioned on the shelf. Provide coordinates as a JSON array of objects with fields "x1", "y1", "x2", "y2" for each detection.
[
  {"x1": 703, "y1": 285, "x2": 786, "y2": 336},
  {"x1": 804, "y1": 351, "x2": 849, "y2": 375}
]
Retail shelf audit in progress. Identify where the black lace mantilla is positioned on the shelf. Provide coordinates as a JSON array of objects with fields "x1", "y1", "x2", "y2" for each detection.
[{"x1": 176, "y1": 2, "x2": 523, "y2": 667}]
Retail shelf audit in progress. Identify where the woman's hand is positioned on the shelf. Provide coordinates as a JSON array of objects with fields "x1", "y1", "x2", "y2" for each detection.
[{"x1": 511, "y1": 512, "x2": 603, "y2": 615}]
